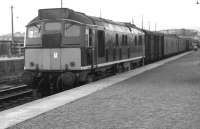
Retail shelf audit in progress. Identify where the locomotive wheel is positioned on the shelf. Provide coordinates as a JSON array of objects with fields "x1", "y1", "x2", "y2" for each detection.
[
  {"x1": 86, "y1": 74, "x2": 95, "y2": 83},
  {"x1": 38, "y1": 78, "x2": 50, "y2": 97},
  {"x1": 56, "y1": 72, "x2": 76, "y2": 91},
  {"x1": 56, "y1": 76, "x2": 64, "y2": 92}
]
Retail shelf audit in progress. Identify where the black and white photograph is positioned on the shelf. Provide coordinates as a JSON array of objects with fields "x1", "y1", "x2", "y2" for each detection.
[{"x1": 0, "y1": 0, "x2": 200, "y2": 129}]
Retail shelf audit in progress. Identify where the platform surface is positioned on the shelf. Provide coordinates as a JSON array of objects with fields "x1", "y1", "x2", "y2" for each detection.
[{"x1": 3, "y1": 51, "x2": 200, "y2": 129}]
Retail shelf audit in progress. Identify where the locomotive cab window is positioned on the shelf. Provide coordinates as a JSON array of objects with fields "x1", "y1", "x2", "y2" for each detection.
[
  {"x1": 65, "y1": 23, "x2": 81, "y2": 37},
  {"x1": 27, "y1": 24, "x2": 41, "y2": 38}
]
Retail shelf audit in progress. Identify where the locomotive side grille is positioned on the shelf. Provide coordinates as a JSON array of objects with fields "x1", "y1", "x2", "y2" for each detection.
[{"x1": 42, "y1": 33, "x2": 61, "y2": 48}]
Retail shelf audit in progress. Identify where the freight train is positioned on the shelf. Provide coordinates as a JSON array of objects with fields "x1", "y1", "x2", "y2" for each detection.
[{"x1": 24, "y1": 8, "x2": 192, "y2": 97}]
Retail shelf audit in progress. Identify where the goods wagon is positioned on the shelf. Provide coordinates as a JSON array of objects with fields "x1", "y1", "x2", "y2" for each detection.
[
  {"x1": 143, "y1": 30, "x2": 164, "y2": 63},
  {"x1": 164, "y1": 34, "x2": 179, "y2": 56}
]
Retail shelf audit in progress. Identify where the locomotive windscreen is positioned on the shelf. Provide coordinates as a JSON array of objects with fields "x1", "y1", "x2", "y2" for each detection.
[
  {"x1": 39, "y1": 8, "x2": 70, "y2": 19},
  {"x1": 42, "y1": 33, "x2": 61, "y2": 48}
]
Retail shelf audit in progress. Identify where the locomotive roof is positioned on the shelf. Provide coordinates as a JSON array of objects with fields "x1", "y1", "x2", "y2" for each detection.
[
  {"x1": 27, "y1": 8, "x2": 93, "y2": 26},
  {"x1": 142, "y1": 29, "x2": 164, "y2": 36},
  {"x1": 27, "y1": 8, "x2": 139, "y2": 32}
]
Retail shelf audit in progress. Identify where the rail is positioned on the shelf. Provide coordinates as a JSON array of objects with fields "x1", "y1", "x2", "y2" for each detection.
[{"x1": 0, "y1": 85, "x2": 32, "y2": 101}]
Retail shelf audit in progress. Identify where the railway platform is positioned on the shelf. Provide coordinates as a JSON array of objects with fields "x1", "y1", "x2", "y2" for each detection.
[{"x1": 1, "y1": 51, "x2": 200, "y2": 129}]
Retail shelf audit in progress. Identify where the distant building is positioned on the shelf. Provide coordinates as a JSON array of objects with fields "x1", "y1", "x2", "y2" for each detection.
[
  {"x1": 12, "y1": 36, "x2": 24, "y2": 56},
  {"x1": 0, "y1": 32, "x2": 24, "y2": 56},
  {"x1": 160, "y1": 29, "x2": 200, "y2": 41},
  {"x1": 0, "y1": 40, "x2": 11, "y2": 56}
]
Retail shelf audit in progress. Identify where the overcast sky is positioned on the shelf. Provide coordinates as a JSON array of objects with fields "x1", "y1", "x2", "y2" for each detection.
[{"x1": 0, "y1": 0, "x2": 199, "y2": 35}]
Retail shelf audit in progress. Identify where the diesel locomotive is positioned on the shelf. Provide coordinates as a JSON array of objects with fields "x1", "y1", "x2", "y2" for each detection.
[
  {"x1": 24, "y1": 8, "x2": 192, "y2": 97},
  {"x1": 24, "y1": 8, "x2": 145, "y2": 96}
]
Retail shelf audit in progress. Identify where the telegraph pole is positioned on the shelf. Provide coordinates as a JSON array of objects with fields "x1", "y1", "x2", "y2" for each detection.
[
  {"x1": 11, "y1": 5, "x2": 14, "y2": 56},
  {"x1": 61, "y1": 0, "x2": 63, "y2": 8},
  {"x1": 148, "y1": 21, "x2": 150, "y2": 31},
  {"x1": 100, "y1": 8, "x2": 102, "y2": 18},
  {"x1": 142, "y1": 15, "x2": 144, "y2": 29},
  {"x1": 132, "y1": 17, "x2": 134, "y2": 24},
  {"x1": 11, "y1": 5, "x2": 14, "y2": 45}
]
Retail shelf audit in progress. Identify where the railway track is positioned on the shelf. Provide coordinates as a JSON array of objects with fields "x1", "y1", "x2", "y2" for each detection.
[
  {"x1": 0, "y1": 66, "x2": 139, "y2": 111},
  {"x1": 0, "y1": 84, "x2": 34, "y2": 111}
]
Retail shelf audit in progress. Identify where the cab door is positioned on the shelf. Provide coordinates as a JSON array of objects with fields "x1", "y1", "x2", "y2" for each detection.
[
  {"x1": 96, "y1": 30, "x2": 105, "y2": 64},
  {"x1": 86, "y1": 27, "x2": 95, "y2": 67}
]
